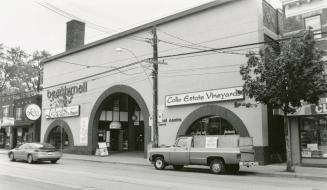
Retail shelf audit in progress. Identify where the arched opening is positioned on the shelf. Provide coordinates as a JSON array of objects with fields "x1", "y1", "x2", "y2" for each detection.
[
  {"x1": 43, "y1": 119, "x2": 74, "y2": 152},
  {"x1": 47, "y1": 126, "x2": 70, "y2": 149},
  {"x1": 88, "y1": 85, "x2": 150, "y2": 156},
  {"x1": 97, "y1": 93, "x2": 145, "y2": 152},
  {"x1": 186, "y1": 116, "x2": 237, "y2": 136},
  {"x1": 178, "y1": 105, "x2": 249, "y2": 137}
]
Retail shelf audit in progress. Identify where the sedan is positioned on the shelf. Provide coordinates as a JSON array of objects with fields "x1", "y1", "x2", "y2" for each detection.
[{"x1": 8, "y1": 142, "x2": 62, "y2": 164}]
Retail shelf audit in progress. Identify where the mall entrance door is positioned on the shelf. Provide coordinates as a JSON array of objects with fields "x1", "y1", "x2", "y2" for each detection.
[{"x1": 97, "y1": 93, "x2": 145, "y2": 153}]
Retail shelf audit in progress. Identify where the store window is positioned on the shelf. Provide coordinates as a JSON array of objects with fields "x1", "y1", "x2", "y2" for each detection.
[
  {"x1": 304, "y1": 15, "x2": 322, "y2": 39},
  {"x1": 47, "y1": 126, "x2": 69, "y2": 149},
  {"x1": 15, "y1": 108, "x2": 22, "y2": 120},
  {"x1": 300, "y1": 117, "x2": 327, "y2": 159},
  {"x1": 186, "y1": 116, "x2": 236, "y2": 135}
]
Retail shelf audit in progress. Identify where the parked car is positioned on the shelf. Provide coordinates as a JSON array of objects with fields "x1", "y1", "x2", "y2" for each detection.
[
  {"x1": 149, "y1": 135, "x2": 257, "y2": 174},
  {"x1": 8, "y1": 142, "x2": 62, "y2": 164}
]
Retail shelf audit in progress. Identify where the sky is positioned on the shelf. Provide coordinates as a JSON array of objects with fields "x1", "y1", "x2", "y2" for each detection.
[{"x1": 0, "y1": 0, "x2": 281, "y2": 55}]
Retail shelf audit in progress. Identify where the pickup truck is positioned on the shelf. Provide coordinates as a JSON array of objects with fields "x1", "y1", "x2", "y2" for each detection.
[{"x1": 149, "y1": 135, "x2": 257, "y2": 174}]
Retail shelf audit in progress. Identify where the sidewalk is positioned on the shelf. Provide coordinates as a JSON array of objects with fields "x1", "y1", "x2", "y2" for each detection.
[{"x1": 1, "y1": 149, "x2": 326, "y2": 181}]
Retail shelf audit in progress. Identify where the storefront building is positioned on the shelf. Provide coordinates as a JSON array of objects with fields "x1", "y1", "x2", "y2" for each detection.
[
  {"x1": 0, "y1": 92, "x2": 41, "y2": 149},
  {"x1": 269, "y1": 0, "x2": 327, "y2": 167},
  {"x1": 12, "y1": 95, "x2": 42, "y2": 148},
  {"x1": 274, "y1": 99, "x2": 327, "y2": 167},
  {"x1": 0, "y1": 96, "x2": 14, "y2": 149},
  {"x1": 41, "y1": 0, "x2": 281, "y2": 164}
]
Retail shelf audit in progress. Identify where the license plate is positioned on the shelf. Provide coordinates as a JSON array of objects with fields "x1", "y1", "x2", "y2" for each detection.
[{"x1": 47, "y1": 153, "x2": 54, "y2": 155}]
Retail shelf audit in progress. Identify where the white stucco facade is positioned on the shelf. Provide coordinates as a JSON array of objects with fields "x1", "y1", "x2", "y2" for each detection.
[{"x1": 40, "y1": 0, "x2": 277, "y2": 164}]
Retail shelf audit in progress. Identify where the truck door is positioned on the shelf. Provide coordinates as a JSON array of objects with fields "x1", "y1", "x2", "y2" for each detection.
[{"x1": 170, "y1": 137, "x2": 190, "y2": 165}]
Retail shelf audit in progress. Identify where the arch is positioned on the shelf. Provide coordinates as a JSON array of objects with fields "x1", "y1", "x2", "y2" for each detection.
[
  {"x1": 43, "y1": 119, "x2": 75, "y2": 147},
  {"x1": 88, "y1": 85, "x2": 150, "y2": 156},
  {"x1": 177, "y1": 105, "x2": 249, "y2": 137}
]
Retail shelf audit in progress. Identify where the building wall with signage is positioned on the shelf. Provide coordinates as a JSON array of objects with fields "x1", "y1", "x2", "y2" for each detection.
[
  {"x1": 0, "y1": 96, "x2": 15, "y2": 148},
  {"x1": 41, "y1": 0, "x2": 279, "y2": 163}
]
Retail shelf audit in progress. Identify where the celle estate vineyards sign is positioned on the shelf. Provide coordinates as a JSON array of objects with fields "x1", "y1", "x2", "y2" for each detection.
[
  {"x1": 166, "y1": 87, "x2": 244, "y2": 106},
  {"x1": 47, "y1": 82, "x2": 87, "y2": 99}
]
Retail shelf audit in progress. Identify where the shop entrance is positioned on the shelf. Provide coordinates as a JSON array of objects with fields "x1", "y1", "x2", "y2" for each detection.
[
  {"x1": 47, "y1": 126, "x2": 70, "y2": 150},
  {"x1": 97, "y1": 93, "x2": 145, "y2": 152}
]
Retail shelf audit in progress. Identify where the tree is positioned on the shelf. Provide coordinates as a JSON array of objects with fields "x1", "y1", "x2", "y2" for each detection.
[
  {"x1": 240, "y1": 30, "x2": 327, "y2": 172},
  {"x1": 0, "y1": 44, "x2": 50, "y2": 95}
]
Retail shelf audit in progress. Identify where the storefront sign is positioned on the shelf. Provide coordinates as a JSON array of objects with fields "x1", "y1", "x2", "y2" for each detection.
[
  {"x1": 312, "y1": 103, "x2": 327, "y2": 114},
  {"x1": 159, "y1": 118, "x2": 183, "y2": 126},
  {"x1": 47, "y1": 82, "x2": 87, "y2": 99},
  {"x1": 165, "y1": 87, "x2": 244, "y2": 106},
  {"x1": 274, "y1": 100, "x2": 327, "y2": 116},
  {"x1": 25, "y1": 104, "x2": 41, "y2": 120},
  {"x1": 1, "y1": 117, "x2": 14, "y2": 127},
  {"x1": 44, "y1": 105, "x2": 80, "y2": 119}
]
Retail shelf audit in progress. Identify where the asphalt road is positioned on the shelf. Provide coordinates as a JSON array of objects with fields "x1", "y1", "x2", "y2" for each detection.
[{"x1": 0, "y1": 154, "x2": 326, "y2": 190}]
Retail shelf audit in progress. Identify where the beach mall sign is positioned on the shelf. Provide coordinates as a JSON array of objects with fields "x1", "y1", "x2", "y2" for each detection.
[
  {"x1": 47, "y1": 82, "x2": 87, "y2": 100},
  {"x1": 165, "y1": 87, "x2": 244, "y2": 106}
]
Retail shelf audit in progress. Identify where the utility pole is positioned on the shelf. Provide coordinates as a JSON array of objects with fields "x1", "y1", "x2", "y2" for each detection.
[{"x1": 152, "y1": 26, "x2": 159, "y2": 148}]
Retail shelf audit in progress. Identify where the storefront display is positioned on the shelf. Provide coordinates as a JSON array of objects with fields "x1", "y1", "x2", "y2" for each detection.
[
  {"x1": 300, "y1": 117, "x2": 327, "y2": 159},
  {"x1": 186, "y1": 116, "x2": 237, "y2": 136}
]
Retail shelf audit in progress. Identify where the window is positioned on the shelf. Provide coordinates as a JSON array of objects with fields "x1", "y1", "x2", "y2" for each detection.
[
  {"x1": 305, "y1": 15, "x2": 322, "y2": 39},
  {"x1": 2, "y1": 105, "x2": 9, "y2": 117},
  {"x1": 300, "y1": 117, "x2": 327, "y2": 159},
  {"x1": 15, "y1": 108, "x2": 22, "y2": 120},
  {"x1": 175, "y1": 138, "x2": 189, "y2": 148},
  {"x1": 186, "y1": 116, "x2": 236, "y2": 136},
  {"x1": 47, "y1": 126, "x2": 69, "y2": 149}
]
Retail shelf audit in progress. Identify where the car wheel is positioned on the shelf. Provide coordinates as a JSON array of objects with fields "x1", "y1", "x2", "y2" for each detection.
[
  {"x1": 51, "y1": 160, "x2": 58, "y2": 164},
  {"x1": 27, "y1": 154, "x2": 34, "y2": 164},
  {"x1": 210, "y1": 159, "x2": 225, "y2": 174},
  {"x1": 173, "y1": 165, "x2": 184, "y2": 170},
  {"x1": 154, "y1": 157, "x2": 166, "y2": 170},
  {"x1": 9, "y1": 152, "x2": 15, "y2": 161}
]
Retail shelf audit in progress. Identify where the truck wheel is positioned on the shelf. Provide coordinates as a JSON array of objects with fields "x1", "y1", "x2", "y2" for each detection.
[
  {"x1": 210, "y1": 159, "x2": 225, "y2": 174},
  {"x1": 173, "y1": 165, "x2": 184, "y2": 170},
  {"x1": 154, "y1": 157, "x2": 166, "y2": 170}
]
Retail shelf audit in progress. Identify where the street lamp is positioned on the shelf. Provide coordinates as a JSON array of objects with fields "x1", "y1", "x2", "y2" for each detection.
[{"x1": 115, "y1": 46, "x2": 159, "y2": 148}]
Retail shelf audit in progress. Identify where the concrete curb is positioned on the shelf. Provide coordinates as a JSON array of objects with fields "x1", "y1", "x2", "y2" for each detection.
[
  {"x1": 246, "y1": 170, "x2": 327, "y2": 181},
  {"x1": 62, "y1": 156, "x2": 149, "y2": 167}
]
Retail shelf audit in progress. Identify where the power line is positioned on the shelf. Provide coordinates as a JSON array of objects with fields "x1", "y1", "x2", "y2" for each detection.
[
  {"x1": 35, "y1": 1, "x2": 148, "y2": 43},
  {"x1": 39, "y1": 28, "x2": 264, "y2": 79},
  {"x1": 38, "y1": 31, "x2": 327, "y2": 90},
  {"x1": 42, "y1": 58, "x2": 150, "y2": 90},
  {"x1": 159, "y1": 39, "x2": 249, "y2": 55},
  {"x1": 159, "y1": 63, "x2": 243, "y2": 74},
  {"x1": 159, "y1": 70, "x2": 239, "y2": 77},
  {"x1": 158, "y1": 31, "x2": 327, "y2": 59}
]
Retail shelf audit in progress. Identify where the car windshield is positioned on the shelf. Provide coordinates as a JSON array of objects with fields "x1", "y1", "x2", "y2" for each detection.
[{"x1": 33, "y1": 143, "x2": 55, "y2": 149}]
